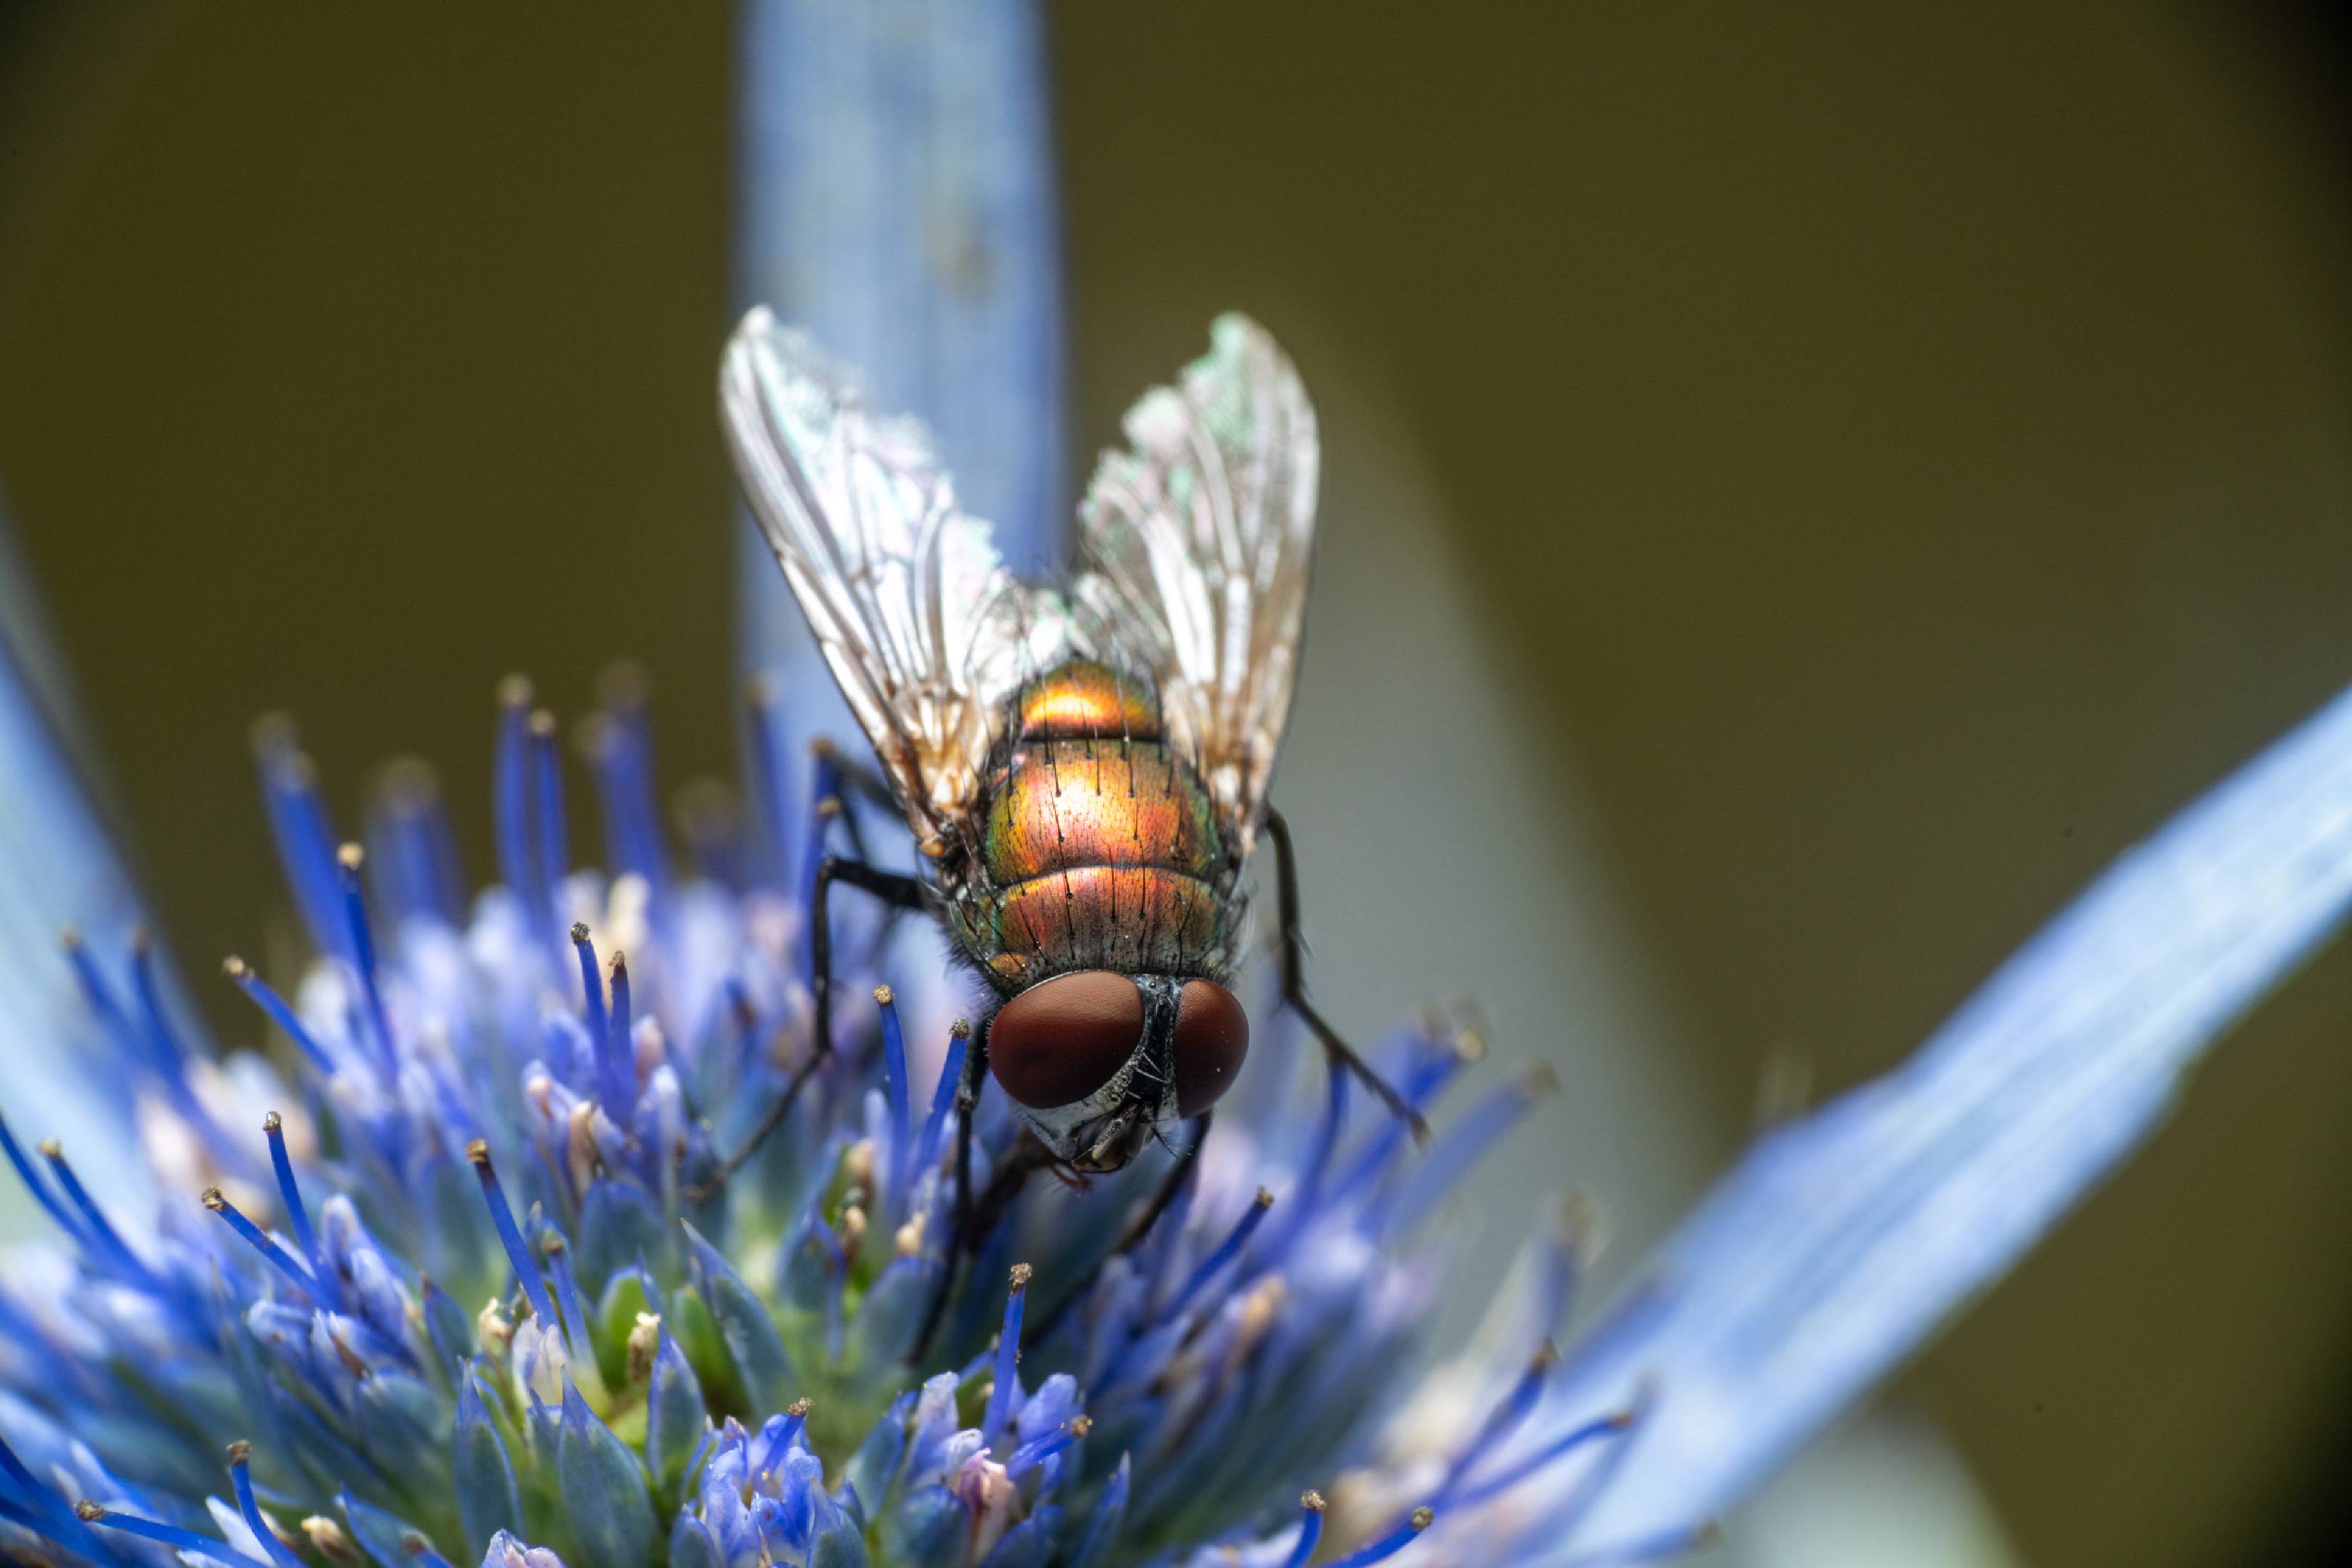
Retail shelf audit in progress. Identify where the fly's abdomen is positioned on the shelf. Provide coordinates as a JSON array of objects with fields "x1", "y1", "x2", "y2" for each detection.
[
  {"x1": 985, "y1": 865, "x2": 1225, "y2": 984},
  {"x1": 969, "y1": 659, "x2": 1228, "y2": 984},
  {"x1": 983, "y1": 742, "x2": 1219, "y2": 883}
]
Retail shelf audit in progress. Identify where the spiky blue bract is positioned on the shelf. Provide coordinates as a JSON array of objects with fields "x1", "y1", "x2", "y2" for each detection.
[{"x1": 1498, "y1": 676, "x2": 2352, "y2": 1556}]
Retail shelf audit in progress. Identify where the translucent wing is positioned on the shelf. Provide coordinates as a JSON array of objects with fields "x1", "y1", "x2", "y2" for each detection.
[
  {"x1": 719, "y1": 307, "x2": 1063, "y2": 845},
  {"x1": 1071, "y1": 314, "x2": 1319, "y2": 855}
]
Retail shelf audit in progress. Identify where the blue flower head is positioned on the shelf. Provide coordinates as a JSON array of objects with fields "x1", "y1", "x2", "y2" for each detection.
[{"x1": 0, "y1": 672, "x2": 1678, "y2": 1568}]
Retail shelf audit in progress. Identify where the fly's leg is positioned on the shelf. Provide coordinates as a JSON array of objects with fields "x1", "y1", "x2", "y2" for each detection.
[
  {"x1": 969, "y1": 1132, "x2": 1058, "y2": 1246},
  {"x1": 1022, "y1": 1109, "x2": 1214, "y2": 1351},
  {"x1": 806, "y1": 743, "x2": 917, "y2": 968},
  {"x1": 808, "y1": 743, "x2": 927, "y2": 1069},
  {"x1": 814, "y1": 740, "x2": 906, "y2": 832},
  {"x1": 809, "y1": 738, "x2": 901, "y2": 867},
  {"x1": 687, "y1": 854, "x2": 927, "y2": 1202},
  {"x1": 1106, "y1": 1108, "x2": 1213, "y2": 1260},
  {"x1": 910, "y1": 1027, "x2": 1003, "y2": 1363},
  {"x1": 1265, "y1": 807, "x2": 1429, "y2": 1140}
]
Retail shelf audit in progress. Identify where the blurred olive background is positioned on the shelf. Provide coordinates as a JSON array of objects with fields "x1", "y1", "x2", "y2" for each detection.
[{"x1": 7, "y1": 4, "x2": 2352, "y2": 1564}]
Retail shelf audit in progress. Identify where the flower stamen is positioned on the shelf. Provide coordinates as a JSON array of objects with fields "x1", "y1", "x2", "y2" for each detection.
[
  {"x1": 467, "y1": 1139, "x2": 557, "y2": 1327},
  {"x1": 983, "y1": 1264, "x2": 1032, "y2": 1445},
  {"x1": 1005, "y1": 1414, "x2": 1091, "y2": 1479},
  {"x1": 875, "y1": 984, "x2": 911, "y2": 1195},
  {"x1": 1161, "y1": 1186, "x2": 1276, "y2": 1320},
  {"x1": 601, "y1": 950, "x2": 636, "y2": 1114},
  {"x1": 224, "y1": 957, "x2": 334, "y2": 1073},
  {"x1": 202, "y1": 1186, "x2": 321, "y2": 1300},
  {"x1": 261, "y1": 1111, "x2": 321, "y2": 1265},
  {"x1": 0, "y1": 1106, "x2": 80, "y2": 1240},
  {"x1": 335, "y1": 845, "x2": 395, "y2": 1070},
  {"x1": 1432, "y1": 1339, "x2": 1561, "y2": 1508},
  {"x1": 1449, "y1": 1405, "x2": 1641, "y2": 1511},
  {"x1": 570, "y1": 923, "x2": 609, "y2": 1045},
  {"x1": 916, "y1": 1020, "x2": 970, "y2": 1175},
  {"x1": 756, "y1": 1397, "x2": 814, "y2": 1478},
  {"x1": 227, "y1": 1442, "x2": 308, "y2": 1568},
  {"x1": 39, "y1": 1142, "x2": 146, "y2": 1283},
  {"x1": 73, "y1": 1499, "x2": 269, "y2": 1568},
  {"x1": 1279, "y1": 1491, "x2": 1328, "y2": 1568}
]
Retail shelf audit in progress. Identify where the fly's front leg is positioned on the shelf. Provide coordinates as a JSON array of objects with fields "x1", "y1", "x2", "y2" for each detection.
[
  {"x1": 910, "y1": 1025, "x2": 996, "y2": 1363},
  {"x1": 1264, "y1": 807, "x2": 1429, "y2": 1141},
  {"x1": 968, "y1": 1133, "x2": 1058, "y2": 1246},
  {"x1": 1024, "y1": 1110, "x2": 1213, "y2": 1352},
  {"x1": 687, "y1": 854, "x2": 927, "y2": 1202}
]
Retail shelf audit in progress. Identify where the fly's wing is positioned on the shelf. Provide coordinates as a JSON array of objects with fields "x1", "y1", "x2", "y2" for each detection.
[
  {"x1": 720, "y1": 307, "x2": 1064, "y2": 848},
  {"x1": 1071, "y1": 314, "x2": 1319, "y2": 859}
]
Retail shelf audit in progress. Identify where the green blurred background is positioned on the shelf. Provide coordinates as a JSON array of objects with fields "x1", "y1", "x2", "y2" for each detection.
[{"x1": 6, "y1": 4, "x2": 2352, "y2": 1564}]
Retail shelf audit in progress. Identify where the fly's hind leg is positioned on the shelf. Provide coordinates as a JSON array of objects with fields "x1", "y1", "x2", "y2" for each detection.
[
  {"x1": 687, "y1": 853, "x2": 927, "y2": 1202},
  {"x1": 809, "y1": 738, "x2": 905, "y2": 866},
  {"x1": 1264, "y1": 807, "x2": 1429, "y2": 1142},
  {"x1": 807, "y1": 741, "x2": 926, "y2": 974}
]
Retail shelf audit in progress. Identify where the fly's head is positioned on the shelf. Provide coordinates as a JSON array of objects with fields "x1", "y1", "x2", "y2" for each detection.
[{"x1": 985, "y1": 970, "x2": 1250, "y2": 1172}]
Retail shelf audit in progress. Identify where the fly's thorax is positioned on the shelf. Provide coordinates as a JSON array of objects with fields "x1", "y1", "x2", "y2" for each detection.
[{"x1": 1014, "y1": 658, "x2": 1162, "y2": 741}]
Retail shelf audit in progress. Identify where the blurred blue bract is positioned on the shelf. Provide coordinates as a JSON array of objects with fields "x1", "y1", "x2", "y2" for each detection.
[{"x1": 0, "y1": 494, "x2": 171, "y2": 1225}]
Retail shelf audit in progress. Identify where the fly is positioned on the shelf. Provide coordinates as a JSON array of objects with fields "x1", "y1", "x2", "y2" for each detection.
[{"x1": 706, "y1": 311, "x2": 1422, "y2": 1347}]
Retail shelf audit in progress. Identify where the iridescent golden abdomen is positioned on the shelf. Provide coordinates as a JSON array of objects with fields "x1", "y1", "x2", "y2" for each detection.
[
  {"x1": 962, "y1": 658, "x2": 1232, "y2": 987},
  {"x1": 987, "y1": 865, "x2": 1225, "y2": 980},
  {"x1": 981, "y1": 742, "x2": 1219, "y2": 886}
]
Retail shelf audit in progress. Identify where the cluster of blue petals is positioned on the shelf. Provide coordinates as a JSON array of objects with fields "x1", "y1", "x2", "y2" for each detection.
[{"x1": 1, "y1": 674, "x2": 1669, "y2": 1568}]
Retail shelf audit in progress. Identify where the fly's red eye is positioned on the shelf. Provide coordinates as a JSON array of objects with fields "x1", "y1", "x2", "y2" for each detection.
[
  {"x1": 1172, "y1": 980, "x2": 1249, "y2": 1117},
  {"x1": 988, "y1": 971, "x2": 1144, "y2": 1109}
]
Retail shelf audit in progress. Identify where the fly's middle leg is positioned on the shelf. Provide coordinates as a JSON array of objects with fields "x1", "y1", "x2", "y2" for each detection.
[
  {"x1": 1264, "y1": 807, "x2": 1429, "y2": 1142},
  {"x1": 801, "y1": 741, "x2": 920, "y2": 977},
  {"x1": 687, "y1": 852, "x2": 926, "y2": 1202}
]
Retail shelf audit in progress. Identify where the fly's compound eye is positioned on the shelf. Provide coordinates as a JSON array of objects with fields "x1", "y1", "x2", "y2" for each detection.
[
  {"x1": 1172, "y1": 979, "x2": 1250, "y2": 1117},
  {"x1": 988, "y1": 971, "x2": 1145, "y2": 1110}
]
